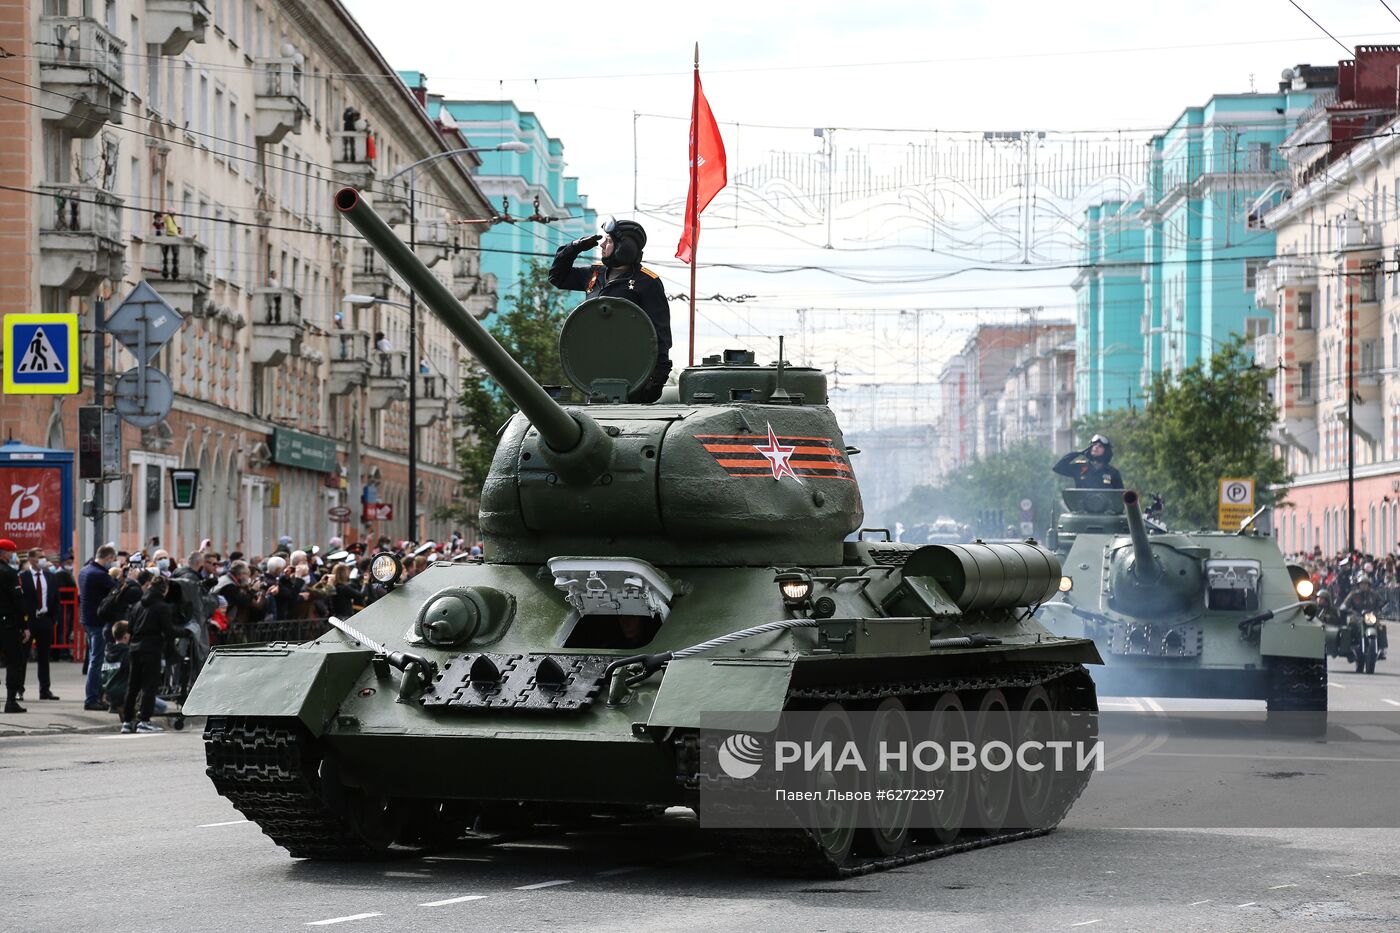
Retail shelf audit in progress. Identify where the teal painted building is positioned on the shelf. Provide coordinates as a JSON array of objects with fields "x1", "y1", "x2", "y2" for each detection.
[
  {"x1": 1074, "y1": 71, "x2": 1335, "y2": 415},
  {"x1": 1073, "y1": 199, "x2": 1146, "y2": 416},
  {"x1": 398, "y1": 73, "x2": 596, "y2": 314}
]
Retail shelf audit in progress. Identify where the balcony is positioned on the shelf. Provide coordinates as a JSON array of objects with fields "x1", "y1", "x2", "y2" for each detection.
[
  {"x1": 146, "y1": 0, "x2": 209, "y2": 55},
  {"x1": 415, "y1": 217, "x2": 455, "y2": 255},
  {"x1": 249, "y1": 286, "x2": 304, "y2": 365},
  {"x1": 1254, "y1": 266, "x2": 1276, "y2": 310},
  {"x1": 415, "y1": 373, "x2": 447, "y2": 427},
  {"x1": 451, "y1": 407, "x2": 471, "y2": 441},
  {"x1": 332, "y1": 131, "x2": 376, "y2": 190},
  {"x1": 38, "y1": 184, "x2": 124, "y2": 291},
  {"x1": 146, "y1": 234, "x2": 209, "y2": 318},
  {"x1": 352, "y1": 249, "x2": 392, "y2": 298},
  {"x1": 328, "y1": 330, "x2": 372, "y2": 396},
  {"x1": 1253, "y1": 333, "x2": 1279, "y2": 370},
  {"x1": 38, "y1": 16, "x2": 126, "y2": 138},
  {"x1": 462, "y1": 272, "x2": 498, "y2": 319},
  {"x1": 254, "y1": 57, "x2": 307, "y2": 144},
  {"x1": 1337, "y1": 213, "x2": 1382, "y2": 253},
  {"x1": 369, "y1": 348, "x2": 409, "y2": 409},
  {"x1": 374, "y1": 186, "x2": 411, "y2": 227}
]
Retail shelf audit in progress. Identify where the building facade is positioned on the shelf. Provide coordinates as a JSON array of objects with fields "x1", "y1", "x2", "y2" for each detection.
[
  {"x1": 2, "y1": 0, "x2": 498, "y2": 560},
  {"x1": 931, "y1": 322, "x2": 1069, "y2": 477},
  {"x1": 1259, "y1": 47, "x2": 1400, "y2": 557},
  {"x1": 1072, "y1": 200, "x2": 1144, "y2": 416},
  {"x1": 1073, "y1": 69, "x2": 1335, "y2": 416},
  {"x1": 997, "y1": 323, "x2": 1075, "y2": 453},
  {"x1": 428, "y1": 98, "x2": 596, "y2": 314}
]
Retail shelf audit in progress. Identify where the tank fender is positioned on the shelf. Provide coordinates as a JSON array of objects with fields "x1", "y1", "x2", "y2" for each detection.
[
  {"x1": 183, "y1": 645, "x2": 374, "y2": 736},
  {"x1": 646, "y1": 657, "x2": 794, "y2": 732},
  {"x1": 1260, "y1": 617, "x2": 1326, "y2": 660}
]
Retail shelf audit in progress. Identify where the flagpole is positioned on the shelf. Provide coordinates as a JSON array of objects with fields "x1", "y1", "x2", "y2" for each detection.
[{"x1": 688, "y1": 42, "x2": 699, "y2": 367}]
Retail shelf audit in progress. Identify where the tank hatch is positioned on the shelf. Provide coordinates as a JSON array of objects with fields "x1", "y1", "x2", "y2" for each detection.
[{"x1": 679, "y1": 348, "x2": 828, "y2": 405}]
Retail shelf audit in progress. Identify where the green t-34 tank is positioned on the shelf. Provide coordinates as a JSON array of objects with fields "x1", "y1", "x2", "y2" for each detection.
[
  {"x1": 185, "y1": 189, "x2": 1102, "y2": 875},
  {"x1": 1038, "y1": 489, "x2": 1325, "y2": 715}
]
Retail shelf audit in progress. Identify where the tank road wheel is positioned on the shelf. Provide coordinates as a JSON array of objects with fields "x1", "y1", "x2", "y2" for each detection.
[
  {"x1": 970, "y1": 690, "x2": 1014, "y2": 834},
  {"x1": 918, "y1": 691, "x2": 969, "y2": 844},
  {"x1": 1012, "y1": 686, "x2": 1057, "y2": 832},
  {"x1": 861, "y1": 697, "x2": 913, "y2": 856},
  {"x1": 804, "y1": 702, "x2": 859, "y2": 867},
  {"x1": 318, "y1": 756, "x2": 405, "y2": 853}
]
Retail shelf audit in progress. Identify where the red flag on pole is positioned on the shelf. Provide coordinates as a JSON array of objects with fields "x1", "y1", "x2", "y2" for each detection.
[{"x1": 676, "y1": 69, "x2": 727, "y2": 264}]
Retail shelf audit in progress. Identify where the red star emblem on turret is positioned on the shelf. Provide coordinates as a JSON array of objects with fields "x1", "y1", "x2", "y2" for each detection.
[{"x1": 754, "y1": 423, "x2": 798, "y2": 481}]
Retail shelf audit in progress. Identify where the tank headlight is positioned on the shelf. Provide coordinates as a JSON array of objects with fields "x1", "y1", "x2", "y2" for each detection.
[
  {"x1": 775, "y1": 570, "x2": 813, "y2": 608},
  {"x1": 1059, "y1": 575, "x2": 1074, "y2": 592},
  {"x1": 370, "y1": 552, "x2": 403, "y2": 587},
  {"x1": 1295, "y1": 578, "x2": 1315, "y2": 599}
]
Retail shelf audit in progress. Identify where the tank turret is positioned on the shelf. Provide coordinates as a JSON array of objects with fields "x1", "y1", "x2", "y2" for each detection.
[
  {"x1": 1107, "y1": 490, "x2": 1201, "y2": 617},
  {"x1": 335, "y1": 188, "x2": 862, "y2": 565}
]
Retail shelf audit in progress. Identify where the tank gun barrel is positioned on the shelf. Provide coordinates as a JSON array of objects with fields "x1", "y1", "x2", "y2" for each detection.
[
  {"x1": 334, "y1": 188, "x2": 584, "y2": 455},
  {"x1": 1121, "y1": 490, "x2": 1162, "y2": 584}
]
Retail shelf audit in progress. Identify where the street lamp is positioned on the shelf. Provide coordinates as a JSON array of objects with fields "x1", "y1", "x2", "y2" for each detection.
[{"x1": 364, "y1": 141, "x2": 525, "y2": 543}]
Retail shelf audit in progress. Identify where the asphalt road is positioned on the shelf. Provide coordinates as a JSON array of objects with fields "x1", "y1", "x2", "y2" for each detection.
[{"x1": 3, "y1": 658, "x2": 1398, "y2": 933}]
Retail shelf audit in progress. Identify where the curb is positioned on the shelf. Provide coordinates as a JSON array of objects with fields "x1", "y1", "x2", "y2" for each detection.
[{"x1": 0, "y1": 716, "x2": 203, "y2": 739}]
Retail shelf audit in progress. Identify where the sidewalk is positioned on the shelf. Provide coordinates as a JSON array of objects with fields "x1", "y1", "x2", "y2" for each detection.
[{"x1": 0, "y1": 658, "x2": 180, "y2": 737}]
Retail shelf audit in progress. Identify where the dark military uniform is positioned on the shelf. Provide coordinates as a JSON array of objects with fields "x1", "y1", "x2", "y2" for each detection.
[
  {"x1": 1052, "y1": 444, "x2": 1123, "y2": 489},
  {"x1": 1341, "y1": 585, "x2": 1389, "y2": 654},
  {"x1": 0, "y1": 559, "x2": 30, "y2": 708},
  {"x1": 549, "y1": 242, "x2": 672, "y2": 402}
]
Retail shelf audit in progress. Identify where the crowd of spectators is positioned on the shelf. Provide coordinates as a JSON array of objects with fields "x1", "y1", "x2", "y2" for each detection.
[
  {"x1": 68, "y1": 531, "x2": 483, "y2": 732},
  {"x1": 1290, "y1": 548, "x2": 1400, "y2": 613}
]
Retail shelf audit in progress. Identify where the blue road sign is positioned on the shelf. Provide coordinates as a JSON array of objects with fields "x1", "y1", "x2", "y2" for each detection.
[{"x1": 4, "y1": 313, "x2": 79, "y2": 395}]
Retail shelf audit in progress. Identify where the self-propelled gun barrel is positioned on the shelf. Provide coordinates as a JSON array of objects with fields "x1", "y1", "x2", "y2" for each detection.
[
  {"x1": 334, "y1": 187, "x2": 609, "y2": 478},
  {"x1": 1122, "y1": 490, "x2": 1161, "y2": 584}
]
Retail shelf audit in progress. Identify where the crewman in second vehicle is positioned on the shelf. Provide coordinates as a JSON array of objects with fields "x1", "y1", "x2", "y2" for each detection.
[
  {"x1": 549, "y1": 218, "x2": 672, "y2": 402},
  {"x1": 1053, "y1": 434, "x2": 1124, "y2": 489}
]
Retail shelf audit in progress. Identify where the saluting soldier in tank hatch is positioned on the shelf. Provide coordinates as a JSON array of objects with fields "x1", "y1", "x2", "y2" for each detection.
[
  {"x1": 549, "y1": 218, "x2": 672, "y2": 402},
  {"x1": 1053, "y1": 434, "x2": 1124, "y2": 489}
]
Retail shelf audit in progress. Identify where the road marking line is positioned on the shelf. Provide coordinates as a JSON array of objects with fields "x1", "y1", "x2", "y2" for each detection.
[
  {"x1": 1141, "y1": 697, "x2": 1167, "y2": 713},
  {"x1": 1327, "y1": 682, "x2": 1346, "y2": 689},
  {"x1": 306, "y1": 913, "x2": 382, "y2": 926},
  {"x1": 1146, "y1": 752, "x2": 1400, "y2": 763},
  {"x1": 515, "y1": 880, "x2": 573, "y2": 890},
  {"x1": 1383, "y1": 699, "x2": 1400, "y2": 707},
  {"x1": 197, "y1": 819, "x2": 249, "y2": 827},
  {"x1": 1237, "y1": 902, "x2": 1257, "y2": 908},
  {"x1": 1346, "y1": 871, "x2": 1369, "y2": 877},
  {"x1": 1268, "y1": 883, "x2": 1297, "y2": 890},
  {"x1": 419, "y1": 895, "x2": 487, "y2": 907},
  {"x1": 1069, "y1": 920, "x2": 1103, "y2": 927},
  {"x1": 596, "y1": 867, "x2": 641, "y2": 877},
  {"x1": 1188, "y1": 900, "x2": 1212, "y2": 906}
]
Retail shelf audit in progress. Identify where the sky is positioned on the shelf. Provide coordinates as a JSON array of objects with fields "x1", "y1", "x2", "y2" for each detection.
[{"x1": 342, "y1": 0, "x2": 1400, "y2": 424}]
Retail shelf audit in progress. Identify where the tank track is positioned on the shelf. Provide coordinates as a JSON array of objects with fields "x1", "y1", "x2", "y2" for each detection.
[
  {"x1": 1265, "y1": 658, "x2": 1327, "y2": 712},
  {"x1": 203, "y1": 717, "x2": 385, "y2": 860},
  {"x1": 717, "y1": 663, "x2": 1099, "y2": 877}
]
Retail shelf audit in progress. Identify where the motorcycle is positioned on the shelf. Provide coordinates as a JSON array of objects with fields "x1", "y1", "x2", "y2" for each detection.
[{"x1": 1347, "y1": 611, "x2": 1383, "y2": 675}]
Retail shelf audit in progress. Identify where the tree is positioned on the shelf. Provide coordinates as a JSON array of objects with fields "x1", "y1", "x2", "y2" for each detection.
[
  {"x1": 894, "y1": 442, "x2": 1062, "y2": 539},
  {"x1": 440, "y1": 260, "x2": 570, "y2": 528},
  {"x1": 1076, "y1": 336, "x2": 1290, "y2": 529}
]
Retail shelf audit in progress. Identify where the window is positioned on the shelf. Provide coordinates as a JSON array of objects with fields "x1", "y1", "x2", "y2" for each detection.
[
  {"x1": 145, "y1": 43, "x2": 160, "y2": 111},
  {"x1": 1362, "y1": 339, "x2": 1379, "y2": 376},
  {"x1": 1245, "y1": 258, "x2": 1268, "y2": 291},
  {"x1": 198, "y1": 74, "x2": 210, "y2": 142},
  {"x1": 1298, "y1": 291, "x2": 1314, "y2": 329},
  {"x1": 213, "y1": 86, "x2": 225, "y2": 157},
  {"x1": 1244, "y1": 316, "x2": 1271, "y2": 339},
  {"x1": 1361, "y1": 266, "x2": 1379, "y2": 302},
  {"x1": 183, "y1": 61, "x2": 194, "y2": 130},
  {"x1": 228, "y1": 98, "x2": 239, "y2": 171},
  {"x1": 1298, "y1": 361, "x2": 1314, "y2": 401},
  {"x1": 242, "y1": 0, "x2": 253, "y2": 54},
  {"x1": 128, "y1": 156, "x2": 142, "y2": 236},
  {"x1": 1248, "y1": 141, "x2": 1272, "y2": 172},
  {"x1": 227, "y1": 212, "x2": 238, "y2": 285}
]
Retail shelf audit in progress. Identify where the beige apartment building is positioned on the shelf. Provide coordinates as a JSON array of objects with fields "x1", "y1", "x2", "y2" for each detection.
[
  {"x1": 0, "y1": 0, "x2": 497, "y2": 559},
  {"x1": 1257, "y1": 47, "x2": 1400, "y2": 556}
]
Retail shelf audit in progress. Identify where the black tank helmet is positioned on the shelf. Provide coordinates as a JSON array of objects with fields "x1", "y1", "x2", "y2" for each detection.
[
  {"x1": 1088, "y1": 433, "x2": 1114, "y2": 463},
  {"x1": 602, "y1": 217, "x2": 647, "y2": 268}
]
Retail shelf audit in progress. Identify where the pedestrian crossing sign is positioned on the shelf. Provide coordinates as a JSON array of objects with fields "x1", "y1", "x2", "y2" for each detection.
[{"x1": 4, "y1": 313, "x2": 79, "y2": 395}]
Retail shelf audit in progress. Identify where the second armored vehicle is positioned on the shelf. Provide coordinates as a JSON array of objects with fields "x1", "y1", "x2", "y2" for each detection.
[{"x1": 1038, "y1": 490, "x2": 1325, "y2": 712}]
